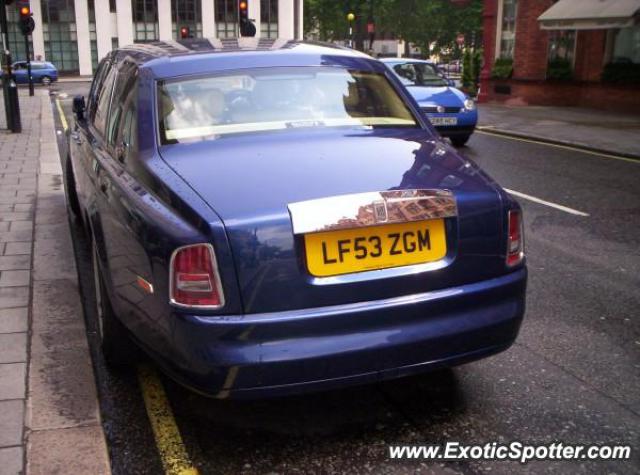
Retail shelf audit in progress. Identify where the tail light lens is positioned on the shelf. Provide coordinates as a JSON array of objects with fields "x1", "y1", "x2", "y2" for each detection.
[
  {"x1": 506, "y1": 209, "x2": 524, "y2": 267},
  {"x1": 170, "y1": 244, "x2": 224, "y2": 309}
]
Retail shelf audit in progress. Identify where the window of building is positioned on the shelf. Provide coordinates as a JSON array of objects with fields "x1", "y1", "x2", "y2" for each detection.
[
  {"x1": 132, "y1": 0, "x2": 159, "y2": 43},
  {"x1": 110, "y1": 0, "x2": 117, "y2": 13},
  {"x1": 41, "y1": 0, "x2": 80, "y2": 73},
  {"x1": 612, "y1": 25, "x2": 640, "y2": 64},
  {"x1": 499, "y1": 0, "x2": 518, "y2": 59},
  {"x1": 260, "y1": 0, "x2": 278, "y2": 38},
  {"x1": 215, "y1": 0, "x2": 238, "y2": 38},
  {"x1": 172, "y1": 0, "x2": 202, "y2": 39},
  {"x1": 548, "y1": 30, "x2": 576, "y2": 64},
  {"x1": 88, "y1": 0, "x2": 99, "y2": 73},
  {"x1": 112, "y1": 37, "x2": 119, "y2": 50},
  {"x1": 4, "y1": 6, "x2": 33, "y2": 62}
]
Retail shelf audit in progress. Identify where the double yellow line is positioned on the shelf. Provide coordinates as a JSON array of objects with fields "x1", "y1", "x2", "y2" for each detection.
[{"x1": 138, "y1": 364, "x2": 200, "y2": 475}]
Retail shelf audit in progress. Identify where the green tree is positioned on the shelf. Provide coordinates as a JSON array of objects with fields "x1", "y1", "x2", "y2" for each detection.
[{"x1": 304, "y1": 0, "x2": 483, "y2": 59}]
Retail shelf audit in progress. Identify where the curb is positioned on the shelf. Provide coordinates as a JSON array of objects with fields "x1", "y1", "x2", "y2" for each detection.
[
  {"x1": 476, "y1": 126, "x2": 640, "y2": 161},
  {"x1": 25, "y1": 91, "x2": 111, "y2": 475}
]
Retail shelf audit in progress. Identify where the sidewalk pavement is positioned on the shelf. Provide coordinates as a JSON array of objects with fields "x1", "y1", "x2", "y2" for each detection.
[
  {"x1": 477, "y1": 103, "x2": 640, "y2": 159},
  {"x1": 0, "y1": 91, "x2": 110, "y2": 474}
]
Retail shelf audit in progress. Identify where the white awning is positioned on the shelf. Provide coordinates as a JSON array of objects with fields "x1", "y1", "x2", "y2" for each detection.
[{"x1": 538, "y1": 0, "x2": 640, "y2": 30}]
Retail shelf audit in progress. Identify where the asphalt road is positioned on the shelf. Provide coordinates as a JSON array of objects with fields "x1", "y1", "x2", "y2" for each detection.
[{"x1": 50, "y1": 81, "x2": 639, "y2": 475}]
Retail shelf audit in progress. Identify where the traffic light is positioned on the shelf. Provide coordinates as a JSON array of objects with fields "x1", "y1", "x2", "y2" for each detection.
[
  {"x1": 239, "y1": 1, "x2": 256, "y2": 37},
  {"x1": 180, "y1": 26, "x2": 190, "y2": 39},
  {"x1": 18, "y1": 3, "x2": 35, "y2": 36}
]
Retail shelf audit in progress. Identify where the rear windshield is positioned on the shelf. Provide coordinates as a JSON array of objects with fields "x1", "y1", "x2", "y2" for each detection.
[{"x1": 158, "y1": 67, "x2": 418, "y2": 144}]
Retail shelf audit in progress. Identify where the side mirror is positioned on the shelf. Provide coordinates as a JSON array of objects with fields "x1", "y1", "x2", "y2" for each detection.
[{"x1": 72, "y1": 95, "x2": 86, "y2": 120}]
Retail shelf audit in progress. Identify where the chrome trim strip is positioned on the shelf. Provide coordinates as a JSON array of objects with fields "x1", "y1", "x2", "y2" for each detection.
[
  {"x1": 169, "y1": 243, "x2": 226, "y2": 310},
  {"x1": 288, "y1": 189, "x2": 457, "y2": 235}
]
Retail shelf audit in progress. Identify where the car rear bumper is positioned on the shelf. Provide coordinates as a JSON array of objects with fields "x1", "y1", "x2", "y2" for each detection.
[{"x1": 149, "y1": 267, "x2": 526, "y2": 399}]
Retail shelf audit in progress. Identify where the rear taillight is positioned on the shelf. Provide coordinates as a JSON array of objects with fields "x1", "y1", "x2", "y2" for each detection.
[
  {"x1": 506, "y1": 209, "x2": 524, "y2": 267},
  {"x1": 170, "y1": 244, "x2": 224, "y2": 309}
]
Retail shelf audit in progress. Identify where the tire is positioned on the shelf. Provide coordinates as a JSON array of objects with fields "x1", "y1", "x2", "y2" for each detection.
[
  {"x1": 450, "y1": 135, "x2": 471, "y2": 147},
  {"x1": 92, "y1": 241, "x2": 137, "y2": 369},
  {"x1": 41, "y1": 76, "x2": 52, "y2": 86},
  {"x1": 65, "y1": 156, "x2": 82, "y2": 221}
]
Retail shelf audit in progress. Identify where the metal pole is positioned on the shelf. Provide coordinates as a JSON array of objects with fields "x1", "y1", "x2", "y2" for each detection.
[
  {"x1": 24, "y1": 33, "x2": 33, "y2": 96},
  {"x1": 0, "y1": 2, "x2": 21, "y2": 132}
]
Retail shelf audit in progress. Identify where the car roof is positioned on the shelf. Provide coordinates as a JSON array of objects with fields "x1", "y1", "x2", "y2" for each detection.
[{"x1": 108, "y1": 39, "x2": 376, "y2": 79}]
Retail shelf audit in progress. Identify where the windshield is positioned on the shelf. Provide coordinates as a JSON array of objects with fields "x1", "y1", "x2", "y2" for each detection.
[
  {"x1": 391, "y1": 62, "x2": 448, "y2": 87},
  {"x1": 158, "y1": 67, "x2": 418, "y2": 143}
]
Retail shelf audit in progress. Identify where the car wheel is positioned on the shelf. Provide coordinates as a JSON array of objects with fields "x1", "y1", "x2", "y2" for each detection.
[
  {"x1": 450, "y1": 135, "x2": 471, "y2": 147},
  {"x1": 41, "y1": 76, "x2": 52, "y2": 86},
  {"x1": 64, "y1": 156, "x2": 82, "y2": 222},
  {"x1": 92, "y1": 241, "x2": 137, "y2": 369}
]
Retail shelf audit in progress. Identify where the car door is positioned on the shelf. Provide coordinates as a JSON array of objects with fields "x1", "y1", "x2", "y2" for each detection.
[
  {"x1": 91, "y1": 62, "x2": 161, "y2": 332},
  {"x1": 70, "y1": 56, "x2": 115, "y2": 214},
  {"x1": 12, "y1": 62, "x2": 26, "y2": 83}
]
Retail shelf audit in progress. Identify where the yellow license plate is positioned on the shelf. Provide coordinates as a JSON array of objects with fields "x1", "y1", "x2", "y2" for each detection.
[{"x1": 304, "y1": 219, "x2": 447, "y2": 277}]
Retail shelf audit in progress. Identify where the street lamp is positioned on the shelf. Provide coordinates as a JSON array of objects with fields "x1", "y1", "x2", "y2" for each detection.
[{"x1": 346, "y1": 12, "x2": 355, "y2": 48}]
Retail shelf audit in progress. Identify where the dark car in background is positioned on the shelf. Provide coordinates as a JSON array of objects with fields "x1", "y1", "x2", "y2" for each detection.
[{"x1": 65, "y1": 39, "x2": 526, "y2": 399}]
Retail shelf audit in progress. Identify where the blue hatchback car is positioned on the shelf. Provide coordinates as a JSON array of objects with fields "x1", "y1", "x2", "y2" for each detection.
[
  {"x1": 12, "y1": 61, "x2": 58, "y2": 85},
  {"x1": 382, "y1": 58, "x2": 478, "y2": 147},
  {"x1": 66, "y1": 39, "x2": 526, "y2": 399}
]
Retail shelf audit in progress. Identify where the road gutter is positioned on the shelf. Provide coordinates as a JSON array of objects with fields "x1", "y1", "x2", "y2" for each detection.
[{"x1": 24, "y1": 90, "x2": 111, "y2": 474}]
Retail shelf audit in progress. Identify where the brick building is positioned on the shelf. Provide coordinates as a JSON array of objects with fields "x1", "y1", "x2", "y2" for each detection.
[{"x1": 478, "y1": 0, "x2": 640, "y2": 112}]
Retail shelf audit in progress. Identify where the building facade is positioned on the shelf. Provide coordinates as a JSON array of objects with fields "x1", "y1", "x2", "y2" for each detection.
[
  {"x1": 479, "y1": 0, "x2": 640, "y2": 112},
  {"x1": 5, "y1": 0, "x2": 303, "y2": 75}
]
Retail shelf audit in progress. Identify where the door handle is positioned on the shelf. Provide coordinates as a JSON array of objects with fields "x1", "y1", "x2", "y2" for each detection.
[
  {"x1": 70, "y1": 132, "x2": 83, "y2": 144},
  {"x1": 98, "y1": 176, "x2": 109, "y2": 194}
]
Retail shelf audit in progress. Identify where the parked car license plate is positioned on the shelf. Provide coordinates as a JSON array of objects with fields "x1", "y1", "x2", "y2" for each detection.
[
  {"x1": 304, "y1": 219, "x2": 447, "y2": 277},
  {"x1": 429, "y1": 117, "x2": 458, "y2": 126}
]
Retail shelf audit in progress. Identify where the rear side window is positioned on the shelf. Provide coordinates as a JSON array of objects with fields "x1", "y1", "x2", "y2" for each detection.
[
  {"x1": 88, "y1": 60, "x2": 111, "y2": 123},
  {"x1": 93, "y1": 66, "x2": 118, "y2": 135},
  {"x1": 158, "y1": 66, "x2": 418, "y2": 144},
  {"x1": 107, "y1": 62, "x2": 138, "y2": 146}
]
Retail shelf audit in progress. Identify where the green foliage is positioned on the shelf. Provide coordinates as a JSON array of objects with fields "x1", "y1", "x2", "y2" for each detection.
[
  {"x1": 462, "y1": 49, "x2": 474, "y2": 90},
  {"x1": 601, "y1": 62, "x2": 640, "y2": 84},
  {"x1": 546, "y1": 58, "x2": 573, "y2": 81},
  {"x1": 491, "y1": 58, "x2": 513, "y2": 80},
  {"x1": 472, "y1": 48, "x2": 482, "y2": 84},
  {"x1": 304, "y1": 0, "x2": 483, "y2": 57}
]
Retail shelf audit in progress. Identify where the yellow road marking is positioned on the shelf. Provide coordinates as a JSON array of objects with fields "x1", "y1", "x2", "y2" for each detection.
[
  {"x1": 138, "y1": 364, "x2": 199, "y2": 475},
  {"x1": 55, "y1": 97, "x2": 68, "y2": 132},
  {"x1": 476, "y1": 128, "x2": 639, "y2": 164}
]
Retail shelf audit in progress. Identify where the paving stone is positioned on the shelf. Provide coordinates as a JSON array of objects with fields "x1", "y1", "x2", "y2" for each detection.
[
  {"x1": 0, "y1": 229, "x2": 32, "y2": 243},
  {"x1": 8, "y1": 221, "x2": 32, "y2": 233},
  {"x1": 33, "y1": 238, "x2": 75, "y2": 282},
  {"x1": 2, "y1": 242, "x2": 31, "y2": 256},
  {"x1": 0, "y1": 213, "x2": 32, "y2": 221},
  {"x1": 27, "y1": 425, "x2": 110, "y2": 475},
  {"x1": 0, "y1": 255, "x2": 31, "y2": 271},
  {"x1": 13, "y1": 204, "x2": 33, "y2": 213},
  {"x1": 0, "y1": 307, "x2": 28, "y2": 333},
  {"x1": 0, "y1": 400, "x2": 24, "y2": 447},
  {"x1": 0, "y1": 287, "x2": 29, "y2": 308},
  {"x1": 0, "y1": 270, "x2": 30, "y2": 287},
  {"x1": 0, "y1": 333, "x2": 27, "y2": 363},
  {"x1": 0, "y1": 363, "x2": 25, "y2": 400},
  {"x1": 0, "y1": 446, "x2": 23, "y2": 475}
]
